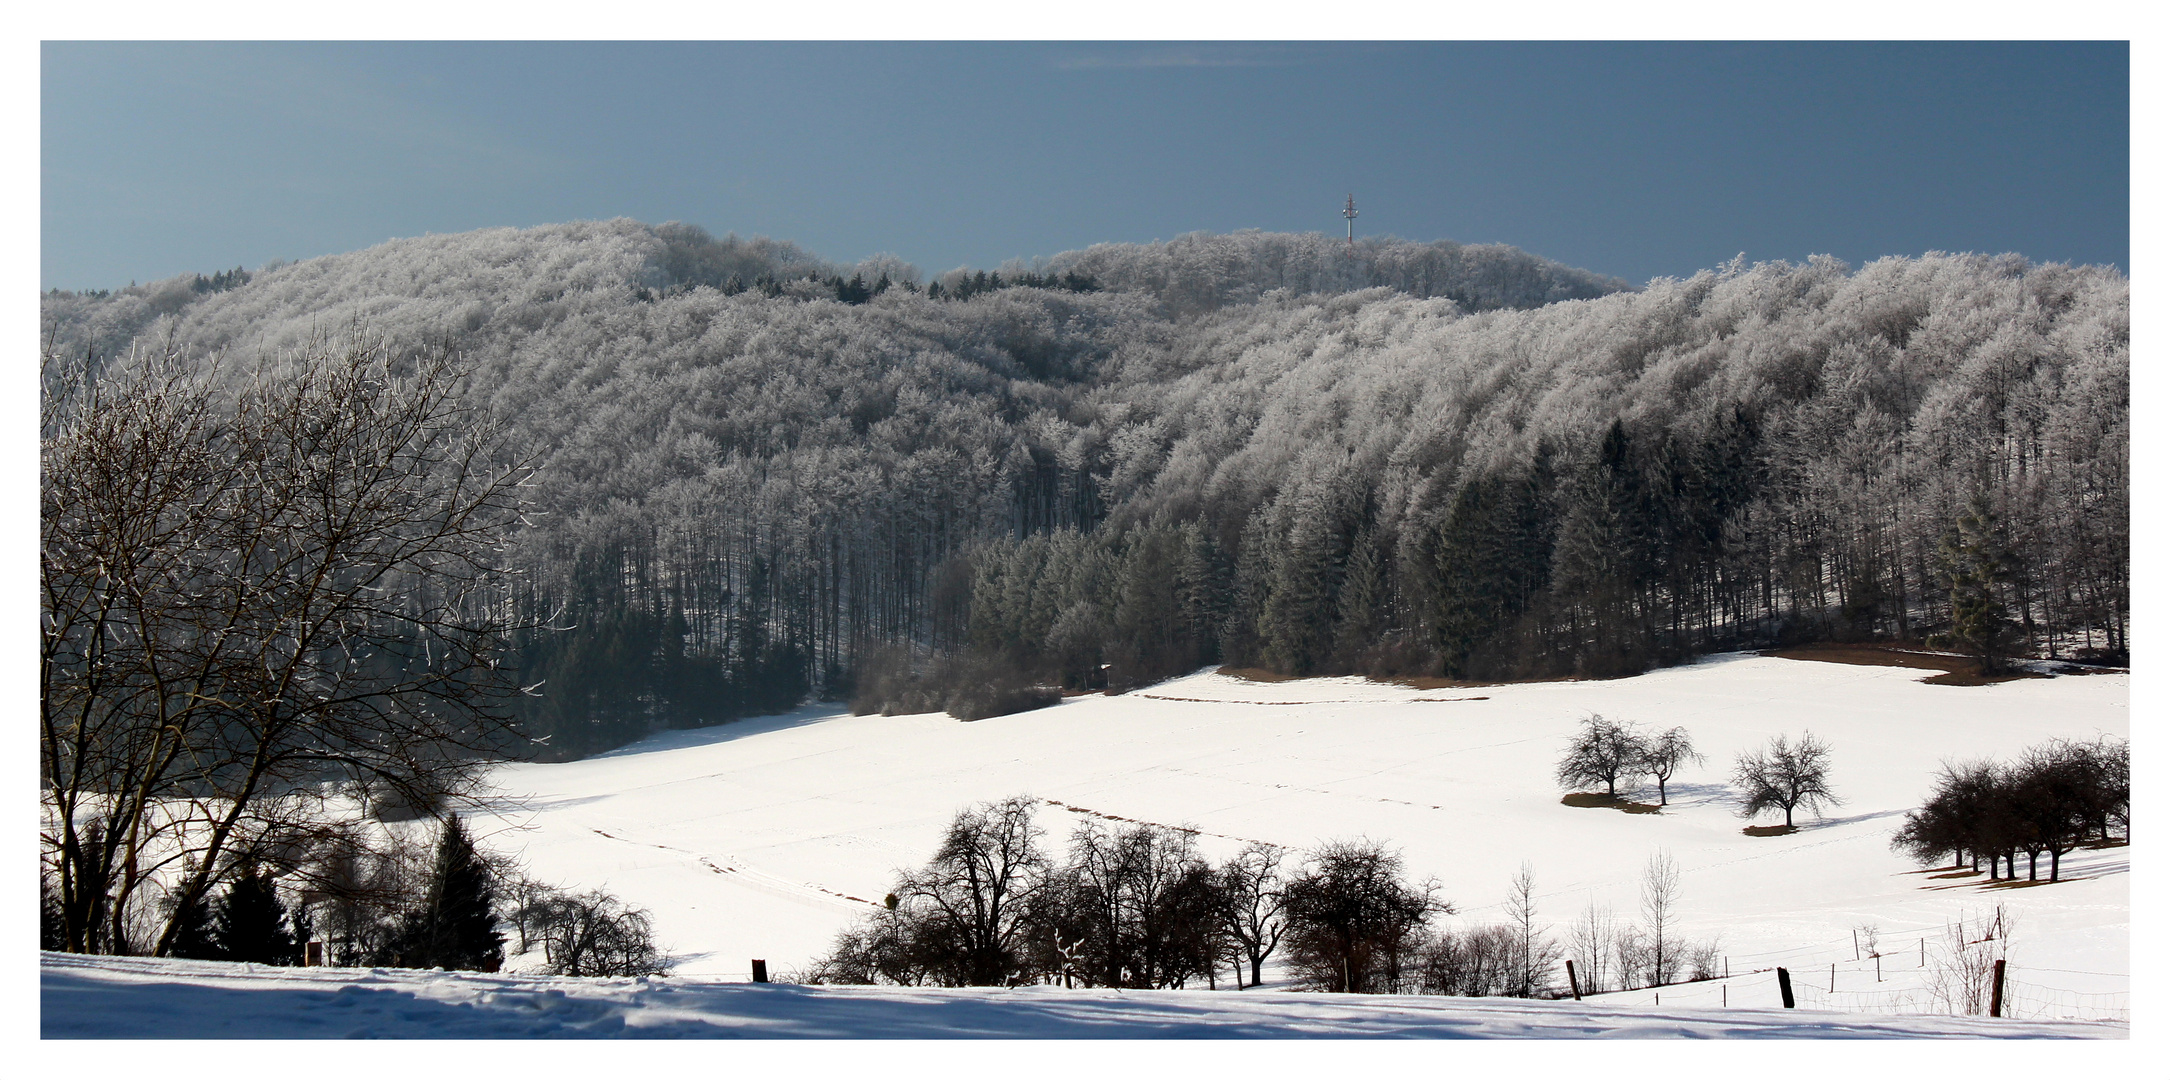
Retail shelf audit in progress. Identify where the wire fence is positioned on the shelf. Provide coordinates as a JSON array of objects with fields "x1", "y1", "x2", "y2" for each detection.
[
  {"x1": 1780, "y1": 978, "x2": 2128, "y2": 1023},
  {"x1": 1583, "y1": 924, "x2": 2129, "y2": 1025}
]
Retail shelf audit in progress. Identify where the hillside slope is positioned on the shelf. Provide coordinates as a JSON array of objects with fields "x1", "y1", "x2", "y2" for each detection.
[
  {"x1": 468, "y1": 653, "x2": 2127, "y2": 1022},
  {"x1": 40, "y1": 221, "x2": 2129, "y2": 758}
]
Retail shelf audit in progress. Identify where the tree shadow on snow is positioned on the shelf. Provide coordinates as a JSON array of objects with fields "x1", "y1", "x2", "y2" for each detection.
[
  {"x1": 1652, "y1": 782, "x2": 1736, "y2": 809},
  {"x1": 587, "y1": 703, "x2": 854, "y2": 760},
  {"x1": 1792, "y1": 808, "x2": 1908, "y2": 830}
]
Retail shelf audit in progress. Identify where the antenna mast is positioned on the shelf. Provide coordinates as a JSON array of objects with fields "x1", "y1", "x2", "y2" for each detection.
[{"x1": 1343, "y1": 194, "x2": 1359, "y2": 244}]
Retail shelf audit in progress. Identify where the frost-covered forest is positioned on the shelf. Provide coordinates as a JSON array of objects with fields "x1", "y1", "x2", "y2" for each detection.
[{"x1": 41, "y1": 220, "x2": 2128, "y2": 757}]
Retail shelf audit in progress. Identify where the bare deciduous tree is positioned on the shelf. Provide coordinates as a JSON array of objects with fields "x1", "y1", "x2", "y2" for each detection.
[
  {"x1": 1733, "y1": 732, "x2": 1841, "y2": 829},
  {"x1": 1218, "y1": 841, "x2": 1287, "y2": 989},
  {"x1": 525, "y1": 888, "x2": 670, "y2": 977},
  {"x1": 1281, "y1": 839, "x2": 1446, "y2": 994},
  {"x1": 1047, "y1": 820, "x2": 1221, "y2": 989},
  {"x1": 1416, "y1": 923, "x2": 1523, "y2": 997},
  {"x1": 41, "y1": 338, "x2": 529, "y2": 957},
  {"x1": 1639, "y1": 726, "x2": 1704, "y2": 806},
  {"x1": 1926, "y1": 905, "x2": 2014, "y2": 1016},
  {"x1": 1555, "y1": 714, "x2": 1646, "y2": 798},
  {"x1": 1640, "y1": 851, "x2": 1682, "y2": 986},
  {"x1": 892, "y1": 796, "x2": 1050, "y2": 986},
  {"x1": 1503, "y1": 861, "x2": 1562, "y2": 997},
  {"x1": 1567, "y1": 901, "x2": 1622, "y2": 995}
]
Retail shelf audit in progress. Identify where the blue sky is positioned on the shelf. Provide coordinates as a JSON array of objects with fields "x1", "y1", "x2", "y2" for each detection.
[{"x1": 41, "y1": 41, "x2": 2128, "y2": 290}]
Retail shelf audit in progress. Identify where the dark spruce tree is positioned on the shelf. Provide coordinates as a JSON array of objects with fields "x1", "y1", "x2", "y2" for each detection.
[
  {"x1": 1932, "y1": 495, "x2": 2021, "y2": 674},
  {"x1": 215, "y1": 864, "x2": 299, "y2": 965},
  {"x1": 166, "y1": 886, "x2": 223, "y2": 960},
  {"x1": 399, "y1": 816, "x2": 505, "y2": 971},
  {"x1": 1549, "y1": 420, "x2": 1659, "y2": 676},
  {"x1": 1423, "y1": 457, "x2": 1556, "y2": 679}
]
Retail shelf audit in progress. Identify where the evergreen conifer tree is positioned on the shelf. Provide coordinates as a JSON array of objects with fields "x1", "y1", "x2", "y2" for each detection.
[
  {"x1": 214, "y1": 864, "x2": 298, "y2": 965},
  {"x1": 399, "y1": 816, "x2": 505, "y2": 971},
  {"x1": 1932, "y1": 495, "x2": 2020, "y2": 673},
  {"x1": 166, "y1": 886, "x2": 223, "y2": 959}
]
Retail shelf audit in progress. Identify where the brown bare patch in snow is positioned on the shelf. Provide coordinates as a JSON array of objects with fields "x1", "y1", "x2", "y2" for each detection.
[
  {"x1": 1561, "y1": 793, "x2": 1662, "y2": 814},
  {"x1": 1760, "y1": 643, "x2": 2047, "y2": 686},
  {"x1": 1215, "y1": 666, "x2": 1301, "y2": 683}
]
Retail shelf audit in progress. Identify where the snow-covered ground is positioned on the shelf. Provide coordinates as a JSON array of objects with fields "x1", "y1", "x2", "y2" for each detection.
[
  {"x1": 468, "y1": 652, "x2": 2127, "y2": 1024},
  {"x1": 38, "y1": 952, "x2": 2124, "y2": 1039}
]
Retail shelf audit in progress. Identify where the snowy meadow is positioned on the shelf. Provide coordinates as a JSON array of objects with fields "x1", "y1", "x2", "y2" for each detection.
[{"x1": 466, "y1": 652, "x2": 2126, "y2": 1025}]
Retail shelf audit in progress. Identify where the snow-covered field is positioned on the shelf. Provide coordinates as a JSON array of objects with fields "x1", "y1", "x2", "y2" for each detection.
[
  {"x1": 39, "y1": 951, "x2": 2123, "y2": 1039},
  {"x1": 469, "y1": 652, "x2": 2128, "y2": 1025}
]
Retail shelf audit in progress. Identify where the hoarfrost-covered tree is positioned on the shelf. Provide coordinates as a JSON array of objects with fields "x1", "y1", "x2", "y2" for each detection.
[
  {"x1": 1926, "y1": 906, "x2": 2013, "y2": 1016},
  {"x1": 40, "y1": 222, "x2": 2128, "y2": 759}
]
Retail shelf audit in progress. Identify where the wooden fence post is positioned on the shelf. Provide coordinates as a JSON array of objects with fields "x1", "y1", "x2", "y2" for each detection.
[
  {"x1": 1989, "y1": 958, "x2": 2006, "y2": 1017},
  {"x1": 1777, "y1": 967, "x2": 1795, "y2": 1009},
  {"x1": 752, "y1": 959, "x2": 769, "y2": 983},
  {"x1": 1565, "y1": 959, "x2": 1581, "y2": 1000}
]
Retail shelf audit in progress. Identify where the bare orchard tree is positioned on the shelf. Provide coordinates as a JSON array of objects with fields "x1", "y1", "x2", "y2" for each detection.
[
  {"x1": 1733, "y1": 732, "x2": 1842, "y2": 829},
  {"x1": 1281, "y1": 839, "x2": 1446, "y2": 994},
  {"x1": 1638, "y1": 726, "x2": 1705, "y2": 806},
  {"x1": 1555, "y1": 714, "x2": 1645, "y2": 798},
  {"x1": 526, "y1": 888, "x2": 671, "y2": 976},
  {"x1": 1217, "y1": 841, "x2": 1287, "y2": 989},
  {"x1": 892, "y1": 796, "x2": 1050, "y2": 986},
  {"x1": 41, "y1": 338, "x2": 530, "y2": 957},
  {"x1": 1042, "y1": 820, "x2": 1221, "y2": 990}
]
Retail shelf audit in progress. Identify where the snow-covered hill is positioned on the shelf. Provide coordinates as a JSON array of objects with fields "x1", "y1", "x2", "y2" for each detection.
[
  {"x1": 38, "y1": 953, "x2": 2122, "y2": 1039},
  {"x1": 469, "y1": 652, "x2": 2128, "y2": 1023}
]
